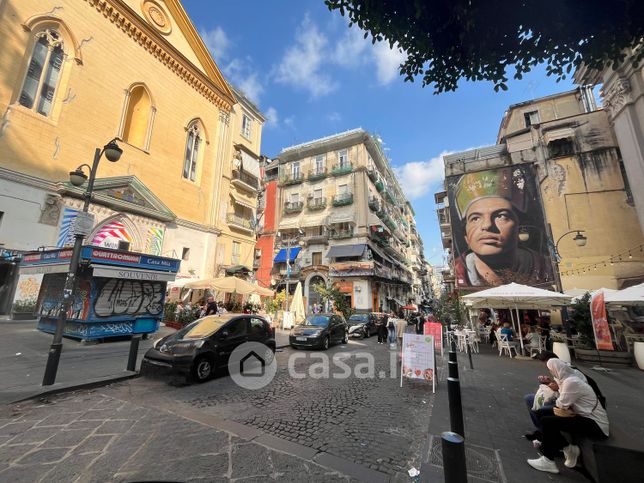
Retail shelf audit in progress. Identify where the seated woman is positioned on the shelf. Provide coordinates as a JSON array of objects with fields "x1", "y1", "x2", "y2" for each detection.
[
  {"x1": 524, "y1": 326, "x2": 541, "y2": 350},
  {"x1": 527, "y1": 359, "x2": 609, "y2": 474}
]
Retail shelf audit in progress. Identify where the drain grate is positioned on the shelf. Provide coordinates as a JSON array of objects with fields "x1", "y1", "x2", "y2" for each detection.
[{"x1": 428, "y1": 435, "x2": 506, "y2": 483}]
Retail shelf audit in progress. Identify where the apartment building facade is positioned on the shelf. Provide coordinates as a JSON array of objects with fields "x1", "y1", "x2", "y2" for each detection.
[
  {"x1": 263, "y1": 129, "x2": 423, "y2": 313},
  {"x1": 436, "y1": 88, "x2": 644, "y2": 293}
]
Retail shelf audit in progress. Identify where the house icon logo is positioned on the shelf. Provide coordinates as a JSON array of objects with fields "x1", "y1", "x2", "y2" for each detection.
[
  {"x1": 228, "y1": 342, "x2": 277, "y2": 390},
  {"x1": 240, "y1": 350, "x2": 265, "y2": 377}
]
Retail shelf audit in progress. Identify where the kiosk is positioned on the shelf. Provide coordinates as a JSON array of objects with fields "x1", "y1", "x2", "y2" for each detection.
[{"x1": 20, "y1": 246, "x2": 180, "y2": 341}]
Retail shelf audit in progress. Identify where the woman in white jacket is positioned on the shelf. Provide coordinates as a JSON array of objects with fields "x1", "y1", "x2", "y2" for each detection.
[{"x1": 527, "y1": 358, "x2": 609, "y2": 474}]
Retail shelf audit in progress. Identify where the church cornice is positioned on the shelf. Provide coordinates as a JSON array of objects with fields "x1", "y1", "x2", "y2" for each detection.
[{"x1": 85, "y1": 0, "x2": 233, "y2": 111}]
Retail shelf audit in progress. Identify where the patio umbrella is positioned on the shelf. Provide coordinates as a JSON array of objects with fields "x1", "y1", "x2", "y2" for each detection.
[
  {"x1": 604, "y1": 283, "x2": 644, "y2": 306},
  {"x1": 290, "y1": 282, "x2": 306, "y2": 324},
  {"x1": 184, "y1": 276, "x2": 263, "y2": 296},
  {"x1": 462, "y1": 282, "x2": 573, "y2": 355}
]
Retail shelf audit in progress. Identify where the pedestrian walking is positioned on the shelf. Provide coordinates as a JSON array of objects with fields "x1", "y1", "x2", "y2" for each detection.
[{"x1": 395, "y1": 316, "x2": 407, "y2": 347}]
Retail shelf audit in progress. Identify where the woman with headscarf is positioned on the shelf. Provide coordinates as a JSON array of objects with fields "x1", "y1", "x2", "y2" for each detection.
[{"x1": 527, "y1": 359, "x2": 609, "y2": 474}]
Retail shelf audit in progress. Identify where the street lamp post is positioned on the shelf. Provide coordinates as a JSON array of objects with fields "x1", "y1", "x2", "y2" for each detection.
[
  {"x1": 42, "y1": 138, "x2": 123, "y2": 386},
  {"x1": 275, "y1": 230, "x2": 304, "y2": 312}
]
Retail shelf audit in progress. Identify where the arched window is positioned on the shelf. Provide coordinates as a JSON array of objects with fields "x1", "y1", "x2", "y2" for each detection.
[
  {"x1": 182, "y1": 122, "x2": 202, "y2": 181},
  {"x1": 19, "y1": 29, "x2": 65, "y2": 117},
  {"x1": 121, "y1": 85, "x2": 154, "y2": 150}
]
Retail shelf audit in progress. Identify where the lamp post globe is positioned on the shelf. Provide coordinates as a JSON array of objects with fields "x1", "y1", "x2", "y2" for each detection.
[
  {"x1": 69, "y1": 169, "x2": 88, "y2": 187},
  {"x1": 104, "y1": 139, "x2": 123, "y2": 162},
  {"x1": 573, "y1": 232, "x2": 588, "y2": 247}
]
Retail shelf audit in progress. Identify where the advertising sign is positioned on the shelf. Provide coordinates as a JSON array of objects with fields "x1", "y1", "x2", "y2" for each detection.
[
  {"x1": 401, "y1": 333, "x2": 435, "y2": 393},
  {"x1": 424, "y1": 322, "x2": 443, "y2": 356},
  {"x1": 591, "y1": 291, "x2": 614, "y2": 351},
  {"x1": 446, "y1": 165, "x2": 554, "y2": 289}
]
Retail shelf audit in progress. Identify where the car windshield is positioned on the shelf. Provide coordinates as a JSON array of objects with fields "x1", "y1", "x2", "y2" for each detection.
[
  {"x1": 300, "y1": 315, "x2": 330, "y2": 327},
  {"x1": 177, "y1": 315, "x2": 236, "y2": 339},
  {"x1": 349, "y1": 314, "x2": 368, "y2": 323}
]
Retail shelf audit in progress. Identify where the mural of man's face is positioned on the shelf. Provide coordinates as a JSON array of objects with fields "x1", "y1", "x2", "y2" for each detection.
[{"x1": 464, "y1": 197, "x2": 519, "y2": 257}]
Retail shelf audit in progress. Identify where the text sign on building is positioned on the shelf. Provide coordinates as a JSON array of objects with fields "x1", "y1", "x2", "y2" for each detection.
[
  {"x1": 401, "y1": 333, "x2": 435, "y2": 393},
  {"x1": 74, "y1": 212, "x2": 95, "y2": 237}
]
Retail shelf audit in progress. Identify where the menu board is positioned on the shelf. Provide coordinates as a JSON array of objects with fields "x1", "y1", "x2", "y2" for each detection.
[{"x1": 401, "y1": 333, "x2": 436, "y2": 392}]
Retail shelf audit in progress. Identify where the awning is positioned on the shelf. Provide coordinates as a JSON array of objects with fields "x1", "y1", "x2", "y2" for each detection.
[
  {"x1": 328, "y1": 207, "x2": 354, "y2": 225},
  {"x1": 278, "y1": 218, "x2": 301, "y2": 230},
  {"x1": 225, "y1": 265, "x2": 251, "y2": 275},
  {"x1": 274, "y1": 247, "x2": 301, "y2": 263},
  {"x1": 92, "y1": 265, "x2": 177, "y2": 282},
  {"x1": 301, "y1": 213, "x2": 328, "y2": 228},
  {"x1": 229, "y1": 192, "x2": 256, "y2": 210},
  {"x1": 544, "y1": 127, "x2": 575, "y2": 144},
  {"x1": 327, "y1": 244, "x2": 365, "y2": 258}
]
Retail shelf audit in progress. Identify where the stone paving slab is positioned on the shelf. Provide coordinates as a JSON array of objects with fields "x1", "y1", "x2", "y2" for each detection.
[{"x1": 0, "y1": 391, "x2": 358, "y2": 482}]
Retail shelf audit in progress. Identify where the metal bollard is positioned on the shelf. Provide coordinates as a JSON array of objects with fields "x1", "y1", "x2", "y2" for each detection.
[
  {"x1": 447, "y1": 376, "x2": 465, "y2": 437},
  {"x1": 448, "y1": 360, "x2": 459, "y2": 379},
  {"x1": 467, "y1": 343, "x2": 474, "y2": 370},
  {"x1": 127, "y1": 335, "x2": 141, "y2": 372},
  {"x1": 441, "y1": 431, "x2": 468, "y2": 483}
]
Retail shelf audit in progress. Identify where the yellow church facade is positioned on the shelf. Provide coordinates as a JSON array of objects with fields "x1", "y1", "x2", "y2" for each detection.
[{"x1": 0, "y1": 0, "x2": 264, "y2": 312}]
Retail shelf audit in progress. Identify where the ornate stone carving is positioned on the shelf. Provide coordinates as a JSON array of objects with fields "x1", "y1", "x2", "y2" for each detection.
[
  {"x1": 601, "y1": 77, "x2": 632, "y2": 118},
  {"x1": 219, "y1": 110, "x2": 230, "y2": 126},
  {"x1": 39, "y1": 194, "x2": 62, "y2": 225},
  {"x1": 142, "y1": 0, "x2": 172, "y2": 35}
]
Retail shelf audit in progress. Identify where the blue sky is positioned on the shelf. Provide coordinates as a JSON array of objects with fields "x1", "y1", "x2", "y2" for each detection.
[{"x1": 183, "y1": 0, "x2": 576, "y2": 266}]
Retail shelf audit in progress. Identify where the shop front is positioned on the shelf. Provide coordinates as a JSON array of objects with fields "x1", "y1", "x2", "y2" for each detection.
[{"x1": 20, "y1": 246, "x2": 180, "y2": 340}]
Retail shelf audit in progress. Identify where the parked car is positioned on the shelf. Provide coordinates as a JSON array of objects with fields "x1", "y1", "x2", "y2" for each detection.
[
  {"x1": 347, "y1": 313, "x2": 378, "y2": 338},
  {"x1": 141, "y1": 314, "x2": 275, "y2": 383},
  {"x1": 290, "y1": 313, "x2": 348, "y2": 349}
]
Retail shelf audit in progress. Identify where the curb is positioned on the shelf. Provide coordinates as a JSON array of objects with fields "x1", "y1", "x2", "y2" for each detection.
[{"x1": 8, "y1": 371, "x2": 140, "y2": 405}]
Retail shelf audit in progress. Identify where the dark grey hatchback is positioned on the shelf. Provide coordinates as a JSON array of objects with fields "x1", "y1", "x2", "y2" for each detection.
[
  {"x1": 142, "y1": 314, "x2": 275, "y2": 382},
  {"x1": 289, "y1": 313, "x2": 348, "y2": 350}
]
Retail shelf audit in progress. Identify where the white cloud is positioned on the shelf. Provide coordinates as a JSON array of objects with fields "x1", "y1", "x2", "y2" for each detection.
[
  {"x1": 372, "y1": 41, "x2": 406, "y2": 85},
  {"x1": 224, "y1": 58, "x2": 264, "y2": 104},
  {"x1": 265, "y1": 107, "x2": 279, "y2": 128},
  {"x1": 200, "y1": 26, "x2": 230, "y2": 63},
  {"x1": 394, "y1": 151, "x2": 451, "y2": 200},
  {"x1": 327, "y1": 111, "x2": 342, "y2": 122},
  {"x1": 283, "y1": 116, "x2": 295, "y2": 129},
  {"x1": 332, "y1": 26, "x2": 369, "y2": 67},
  {"x1": 274, "y1": 15, "x2": 337, "y2": 98}
]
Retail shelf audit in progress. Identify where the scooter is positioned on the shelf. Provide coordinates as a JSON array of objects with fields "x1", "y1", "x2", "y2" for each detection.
[{"x1": 348, "y1": 323, "x2": 368, "y2": 339}]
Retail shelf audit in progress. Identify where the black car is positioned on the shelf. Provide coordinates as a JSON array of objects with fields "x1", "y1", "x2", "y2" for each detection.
[
  {"x1": 289, "y1": 313, "x2": 348, "y2": 350},
  {"x1": 141, "y1": 314, "x2": 275, "y2": 382},
  {"x1": 347, "y1": 313, "x2": 378, "y2": 338}
]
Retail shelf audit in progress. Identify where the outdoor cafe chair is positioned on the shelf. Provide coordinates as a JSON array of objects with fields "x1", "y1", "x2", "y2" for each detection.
[{"x1": 497, "y1": 332, "x2": 519, "y2": 358}]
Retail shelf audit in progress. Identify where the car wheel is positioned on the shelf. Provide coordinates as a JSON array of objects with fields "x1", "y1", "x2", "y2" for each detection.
[
  {"x1": 192, "y1": 355, "x2": 214, "y2": 383},
  {"x1": 322, "y1": 336, "x2": 330, "y2": 350},
  {"x1": 342, "y1": 331, "x2": 349, "y2": 344}
]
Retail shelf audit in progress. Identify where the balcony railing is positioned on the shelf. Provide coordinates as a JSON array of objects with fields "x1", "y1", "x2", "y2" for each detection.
[
  {"x1": 279, "y1": 266, "x2": 301, "y2": 277},
  {"x1": 331, "y1": 163, "x2": 353, "y2": 176},
  {"x1": 231, "y1": 170, "x2": 259, "y2": 191},
  {"x1": 383, "y1": 188, "x2": 396, "y2": 204},
  {"x1": 374, "y1": 179, "x2": 384, "y2": 192},
  {"x1": 330, "y1": 229, "x2": 354, "y2": 239},
  {"x1": 279, "y1": 172, "x2": 304, "y2": 186},
  {"x1": 308, "y1": 168, "x2": 328, "y2": 181},
  {"x1": 368, "y1": 197, "x2": 380, "y2": 212},
  {"x1": 307, "y1": 198, "x2": 327, "y2": 210},
  {"x1": 226, "y1": 213, "x2": 254, "y2": 232},
  {"x1": 283, "y1": 201, "x2": 304, "y2": 214},
  {"x1": 305, "y1": 234, "x2": 327, "y2": 245},
  {"x1": 332, "y1": 193, "x2": 354, "y2": 206}
]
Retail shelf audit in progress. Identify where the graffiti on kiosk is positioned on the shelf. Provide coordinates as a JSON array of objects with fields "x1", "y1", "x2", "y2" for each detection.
[{"x1": 94, "y1": 279, "x2": 164, "y2": 317}]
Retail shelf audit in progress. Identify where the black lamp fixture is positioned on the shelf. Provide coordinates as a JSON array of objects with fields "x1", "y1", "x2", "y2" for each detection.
[{"x1": 69, "y1": 138, "x2": 122, "y2": 187}]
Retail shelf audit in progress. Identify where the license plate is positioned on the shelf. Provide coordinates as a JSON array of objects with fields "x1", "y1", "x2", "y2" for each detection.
[{"x1": 296, "y1": 336, "x2": 307, "y2": 341}]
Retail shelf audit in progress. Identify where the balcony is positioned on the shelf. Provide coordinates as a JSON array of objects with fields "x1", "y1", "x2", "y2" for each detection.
[
  {"x1": 279, "y1": 266, "x2": 301, "y2": 277},
  {"x1": 437, "y1": 207, "x2": 450, "y2": 226},
  {"x1": 279, "y1": 172, "x2": 304, "y2": 186},
  {"x1": 226, "y1": 213, "x2": 254, "y2": 233},
  {"x1": 330, "y1": 228, "x2": 354, "y2": 240},
  {"x1": 307, "y1": 197, "x2": 327, "y2": 210},
  {"x1": 332, "y1": 193, "x2": 354, "y2": 207},
  {"x1": 331, "y1": 163, "x2": 353, "y2": 176},
  {"x1": 231, "y1": 170, "x2": 259, "y2": 192},
  {"x1": 374, "y1": 179, "x2": 384, "y2": 192},
  {"x1": 368, "y1": 197, "x2": 380, "y2": 212},
  {"x1": 305, "y1": 234, "x2": 328, "y2": 245},
  {"x1": 283, "y1": 201, "x2": 304, "y2": 214},
  {"x1": 308, "y1": 168, "x2": 328, "y2": 182},
  {"x1": 367, "y1": 167, "x2": 378, "y2": 182},
  {"x1": 383, "y1": 188, "x2": 396, "y2": 204}
]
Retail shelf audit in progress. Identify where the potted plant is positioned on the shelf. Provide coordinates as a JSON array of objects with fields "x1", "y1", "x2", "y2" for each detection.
[{"x1": 11, "y1": 298, "x2": 37, "y2": 320}]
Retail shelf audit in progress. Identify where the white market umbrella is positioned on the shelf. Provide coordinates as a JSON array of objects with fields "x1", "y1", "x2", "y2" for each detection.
[
  {"x1": 290, "y1": 282, "x2": 306, "y2": 324},
  {"x1": 184, "y1": 276, "x2": 273, "y2": 297},
  {"x1": 604, "y1": 283, "x2": 644, "y2": 306},
  {"x1": 462, "y1": 282, "x2": 573, "y2": 354}
]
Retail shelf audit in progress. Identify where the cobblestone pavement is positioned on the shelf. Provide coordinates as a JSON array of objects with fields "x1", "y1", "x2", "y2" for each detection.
[
  {"x1": 105, "y1": 337, "x2": 435, "y2": 478},
  {"x1": 0, "y1": 390, "x2": 358, "y2": 482}
]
